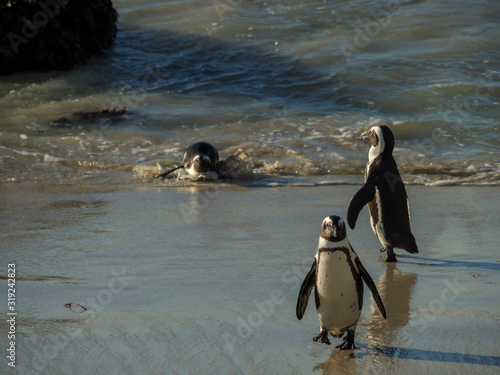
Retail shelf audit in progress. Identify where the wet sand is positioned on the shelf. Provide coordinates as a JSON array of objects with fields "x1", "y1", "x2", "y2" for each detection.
[{"x1": 1, "y1": 181, "x2": 499, "y2": 374}]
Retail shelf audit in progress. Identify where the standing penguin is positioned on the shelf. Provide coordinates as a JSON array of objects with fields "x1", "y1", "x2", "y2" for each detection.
[
  {"x1": 296, "y1": 216, "x2": 386, "y2": 350},
  {"x1": 347, "y1": 125, "x2": 418, "y2": 262},
  {"x1": 156, "y1": 142, "x2": 219, "y2": 179}
]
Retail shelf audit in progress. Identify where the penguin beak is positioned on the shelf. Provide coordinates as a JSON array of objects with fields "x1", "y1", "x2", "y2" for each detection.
[
  {"x1": 325, "y1": 221, "x2": 340, "y2": 237},
  {"x1": 360, "y1": 130, "x2": 370, "y2": 140},
  {"x1": 333, "y1": 226, "x2": 341, "y2": 238}
]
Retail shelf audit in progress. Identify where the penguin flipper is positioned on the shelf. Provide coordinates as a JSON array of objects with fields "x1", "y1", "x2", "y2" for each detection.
[
  {"x1": 155, "y1": 165, "x2": 184, "y2": 179},
  {"x1": 347, "y1": 173, "x2": 376, "y2": 229},
  {"x1": 296, "y1": 259, "x2": 317, "y2": 320},
  {"x1": 356, "y1": 258, "x2": 387, "y2": 319}
]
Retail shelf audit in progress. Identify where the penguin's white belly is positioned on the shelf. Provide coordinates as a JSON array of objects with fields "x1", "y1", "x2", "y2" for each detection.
[
  {"x1": 371, "y1": 188, "x2": 390, "y2": 248},
  {"x1": 316, "y1": 251, "x2": 361, "y2": 335}
]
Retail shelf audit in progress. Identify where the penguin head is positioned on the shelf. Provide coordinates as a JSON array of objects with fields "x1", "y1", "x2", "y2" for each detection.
[
  {"x1": 182, "y1": 142, "x2": 219, "y2": 174},
  {"x1": 361, "y1": 125, "x2": 394, "y2": 160},
  {"x1": 320, "y1": 215, "x2": 347, "y2": 242}
]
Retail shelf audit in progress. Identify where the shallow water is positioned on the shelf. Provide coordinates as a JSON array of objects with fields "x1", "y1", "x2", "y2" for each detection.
[
  {"x1": 0, "y1": 183, "x2": 499, "y2": 374},
  {"x1": 1, "y1": 0, "x2": 499, "y2": 186}
]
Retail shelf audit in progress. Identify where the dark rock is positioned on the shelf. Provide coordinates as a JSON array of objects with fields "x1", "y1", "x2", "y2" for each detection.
[
  {"x1": 50, "y1": 106, "x2": 131, "y2": 127},
  {"x1": 0, "y1": 0, "x2": 118, "y2": 75}
]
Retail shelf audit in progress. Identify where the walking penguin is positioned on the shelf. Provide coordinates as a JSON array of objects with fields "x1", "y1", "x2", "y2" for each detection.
[
  {"x1": 296, "y1": 215, "x2": 386, "y2": 350},
  {"x1": 347, "y1": 125, "x2": 418, "y2": 262}
]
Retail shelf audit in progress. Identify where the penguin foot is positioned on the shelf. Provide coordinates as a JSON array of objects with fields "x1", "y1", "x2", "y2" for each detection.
[
  {"x1": 313, "y1": 330, "x2": 331, "y2": 345},
  {"x1": 385, "y1": 248, "x2": 397, "y2": 262},
  {"x1": 335, "y1": 340, "x2": 355, "y2": 350},
  {"x1": 335, "y1": 330, "x2": 355, "y2": 350}
]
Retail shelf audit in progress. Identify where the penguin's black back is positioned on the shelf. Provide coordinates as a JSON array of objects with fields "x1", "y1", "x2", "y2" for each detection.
[{"x1": 370, "y1": 154, "x2": 417, "y2": 253}]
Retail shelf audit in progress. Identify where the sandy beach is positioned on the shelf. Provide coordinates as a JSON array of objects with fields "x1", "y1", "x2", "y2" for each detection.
[{"x1": 1, "y1": 181, "x2": 499, "y2": 374}]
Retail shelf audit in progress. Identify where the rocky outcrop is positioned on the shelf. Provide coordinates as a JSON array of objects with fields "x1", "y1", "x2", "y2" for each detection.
[{"x1": 0, "y1": 0, "x2": 117, "y2": 75}]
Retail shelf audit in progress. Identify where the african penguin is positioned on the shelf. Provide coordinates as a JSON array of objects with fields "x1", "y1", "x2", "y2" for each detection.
[
  {"x1": 347, "y1": 125, "x2": 418, "y2": 262},
  {"x1": 156, "y1": 142, "x2": 219, "y2": 179},
  {"x1": 296, "y1": 216, "x2": 386, "y2": 350}
]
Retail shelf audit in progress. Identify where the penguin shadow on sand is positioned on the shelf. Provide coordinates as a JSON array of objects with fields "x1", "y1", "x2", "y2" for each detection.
[
  {"x1": 333, "y1": 264, "x2": 499, "y2": 368},
  {"x1": 392, "y1": 254, "x2": 500, "y2": 272},
  {"x1": 313, "y1": 263, "x2": 417, "y2": 374}
]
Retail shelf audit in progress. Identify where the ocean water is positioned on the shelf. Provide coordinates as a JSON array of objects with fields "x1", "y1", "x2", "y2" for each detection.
[{"x1": 1, "y1": 0, "x2": 499, "y2": 186}]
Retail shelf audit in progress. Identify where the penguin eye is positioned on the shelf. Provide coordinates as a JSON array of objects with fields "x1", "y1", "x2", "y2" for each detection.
[
  {"x1": 194, "y1": 155, "x2": 200, "y2": 161},
  {"x1": 325, "y1": 221, "x2": 333, "y2": 227},
  {"x1": 338, "y1": 220, "x2": 344, "y2": 228}
]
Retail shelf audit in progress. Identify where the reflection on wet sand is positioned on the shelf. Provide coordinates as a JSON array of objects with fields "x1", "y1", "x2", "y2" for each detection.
[
  {"x1": 313, "y1": 264, "x2": 418, "y2": 374},
  {"x1": 314, "y1": 263, "x2": 418, "y2": 374},
  {"x1": 313, "y1": 349, "x2": 357, "y2": 375},
  {"x1": 367, "y1": 263, "x2": 418, "y2": 347},
  {"x1": 310, "y1": 256, "x2": 500, "y2": 372},
  {"x1": 177, "y1": 186, "x2": 221, "y2": 224}
]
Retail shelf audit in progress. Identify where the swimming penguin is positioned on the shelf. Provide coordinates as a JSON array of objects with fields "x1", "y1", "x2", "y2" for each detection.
[
  {"x1": 346, "y1": 125, "x2": 418, "y2": 262},
  {"x1": 296, "y1": 216, "x2": 386, "y2": 350},
  {"x1": 156, "y1": 142, "x2": 219, "y2": 179}
]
